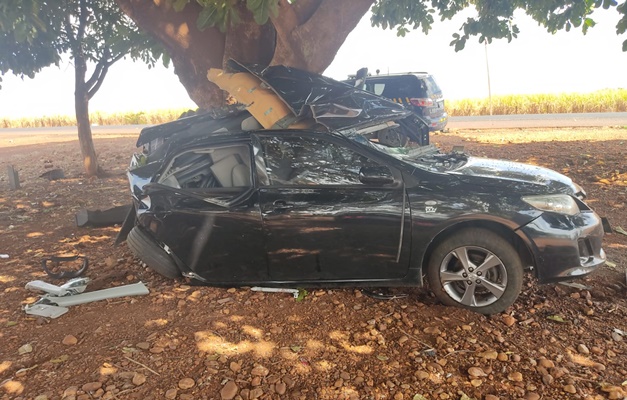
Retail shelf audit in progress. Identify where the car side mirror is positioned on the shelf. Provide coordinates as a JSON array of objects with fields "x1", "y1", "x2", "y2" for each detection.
[{"x1": 359, "y1": 166, "x2": 394, "y2": 185}]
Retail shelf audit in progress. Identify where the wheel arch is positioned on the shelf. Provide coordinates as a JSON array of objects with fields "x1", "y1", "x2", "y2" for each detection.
[{"x1": 420, "y1": 219, "x2": 536, "y2": 276}]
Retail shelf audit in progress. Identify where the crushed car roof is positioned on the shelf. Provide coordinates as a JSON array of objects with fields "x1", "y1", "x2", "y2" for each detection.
[{"x1": 137, "y1": 61, "x2": 413, "y2": 147}]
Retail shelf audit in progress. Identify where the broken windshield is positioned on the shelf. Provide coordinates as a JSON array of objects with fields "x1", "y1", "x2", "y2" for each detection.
[{"x1": 352, "y1": 135, "x2": 468, "y2": 172}]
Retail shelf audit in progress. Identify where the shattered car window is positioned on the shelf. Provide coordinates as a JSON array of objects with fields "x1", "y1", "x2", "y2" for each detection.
[{"x1": 260, "y1": 136, "x2": 382, "y2": 186}]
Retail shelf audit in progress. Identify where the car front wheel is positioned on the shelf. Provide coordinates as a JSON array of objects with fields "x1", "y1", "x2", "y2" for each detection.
[{"x1": 427, "y1": 228, "x2": 523, "y2": 315}]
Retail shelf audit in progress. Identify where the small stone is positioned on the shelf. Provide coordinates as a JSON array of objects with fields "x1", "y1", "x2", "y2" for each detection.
[
  {"x1": 398, "y1": 336, "x2": 409, "y2": 345},
  {"x1": 63, "y1": 386, "x2": 78, "y2": 398},
  {"x1": 526, "y1": 393, "x2": 540, "y2": 400},
  {"x1": 611, "y1": 332, "x2": 623, "y2": 342},
  {"x1": 275, "y1": 382, "x2": 286, "y2": 395},
  {"x1": 508, "y1": 372, "x2": 523, "y2": 382},
  {"x1": 18, "y1": 343, "x2": 33, "y2": 355},
  {"x1": 542, "y1": 374, "x2": 554, "y2": 386},
  {"x1": 132, "y1": 373, "x2": 146, "y2": 386},
  {"x1": 34, "y1": 395, "x2": 48, "y2": 400},
  {"x1": 136, "y1": 342, "x2": 150, "y2": 350},
  {"x1": 468, "y1": 367, "x2": 487, "y2": 377},
  {"x1": 423, "y1": 327, "x2": 441, "y2": 335},
  {"x1": 394, "y1": 393, "x2": 404, "y2": 400},
  {"x1": 479, "y1": 350, "x2": 498, "y2": 360},
  {"x1": 165, "y1": 389, "x2": 178, "y2": 400},
  {"x1": 485, "y1": 396, "x2": 500, "y2": 400},
  {"x1": 497, "y1": 352, "x2": 509, "y2": 361},
  {"x1": 82, "y1": 382, "x2": 102, "y2": 392},
  {"x1": 592, "y1": 362, "x2": 606, "y2": 371},
  {"x1": 563, "y1": 384, "x2": 577, "y2": 394},
  {"x1": 249, "y1": 388, "x2": 263, "y2": 399},
  {"x1": 470, "y1": 379, "x2": 482, "y2": 387},
  {"x1": 62, "y1": 335, "x2": 78, "y2": 346},
  {"x1": 178, "y1": 378, "x2": 195, "y2": 390},
  {"x1": 577, "y1": 344, "x2": 590, "y2": 355},
  {"x1": 415, "y1": 370, "x2": 429, "y2": 379},
  {"x1": 229, "y1": 361, "x2": 241, "y2": 373},
  {"x1": 539, "y1": 359, "x2": 555, "y2": 368},
  {"x1": 340, "y1": 371, "x2": 351, "y2": 380},
  {"x1": 220, "y1": 381, "x2": 239, "y2": 400},
  {"x1": 502, "y1": 315, "x2": 517, "y2": 327},
  {"x1": 251, "y1": 365, "x2": 269, "y2": 377}
]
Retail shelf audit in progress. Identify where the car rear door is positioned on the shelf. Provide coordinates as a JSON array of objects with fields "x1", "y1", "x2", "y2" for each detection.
[
  {"x1": 136, "y1": 142, "x2": 267, "y2": 283},
  {"x1": 254, "y1": 132, "x2": 411, "y2": 282}
]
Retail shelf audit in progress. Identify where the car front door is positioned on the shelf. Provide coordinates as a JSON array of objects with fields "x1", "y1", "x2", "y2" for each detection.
[{"x1": 255, "y1": 133, "x2": 411, "y2": 282}]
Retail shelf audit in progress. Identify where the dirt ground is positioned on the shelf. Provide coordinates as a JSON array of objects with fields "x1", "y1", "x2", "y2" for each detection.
[{"x1": 0, "y1": 127, "x2": 626, "y2": 400}]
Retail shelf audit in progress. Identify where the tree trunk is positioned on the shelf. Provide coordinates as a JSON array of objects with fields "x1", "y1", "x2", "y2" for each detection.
[
  {"x1": 74, "y1": 52, "x2": 99, "y2": 177},
  {"x1": 116, "y1": 0, "x2": 374, "y2": 109}
]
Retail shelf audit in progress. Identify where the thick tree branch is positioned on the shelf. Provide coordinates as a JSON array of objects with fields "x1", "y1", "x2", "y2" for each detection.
[
  {"x1": 292, "y1": 0, "x2": 324, "y2": 25},
  {"x1": 87, "y1": 63, "x2": 108, "y2": 99},
  {"x1": 271, "y1": 0, "x2": 299, "y2": 40}
]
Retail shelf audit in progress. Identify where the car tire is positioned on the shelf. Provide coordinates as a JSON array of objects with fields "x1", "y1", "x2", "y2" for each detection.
[
  {"x1": 127, "y1": 226, "x2": 181, "y2": 279},
  {"x1": 427, "y1": 228, "x2": 523, "y2": 315}
]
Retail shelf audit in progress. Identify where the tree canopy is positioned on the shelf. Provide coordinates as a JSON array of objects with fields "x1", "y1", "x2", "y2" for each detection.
[
  {"x1": 116, "y1": 0, "x2": 627, "y2": 110},
  {"x1": 0, "y1": 0, "x2": 165, "y2": 175}
]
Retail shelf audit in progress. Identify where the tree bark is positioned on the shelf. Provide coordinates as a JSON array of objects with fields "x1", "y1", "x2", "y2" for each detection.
[
  {"x1": 74, "y1": 52, "x2": 100, "y2": 177},
  {"x1": 116, "y1": 0, "x2": 374, "y2": 108}
]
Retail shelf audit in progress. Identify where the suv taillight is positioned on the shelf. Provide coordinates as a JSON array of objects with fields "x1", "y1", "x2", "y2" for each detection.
[{"x1": 410, "y1": 98, "x2": 434, "y2": 107}]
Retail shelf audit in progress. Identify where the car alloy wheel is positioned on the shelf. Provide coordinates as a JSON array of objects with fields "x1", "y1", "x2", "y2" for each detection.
[
  {"x1": 439, "y1": 246, "x2": 507, "y2": 307},
  {"x1": 427, "y1": 228, "x2": 523, "y2": 315}
]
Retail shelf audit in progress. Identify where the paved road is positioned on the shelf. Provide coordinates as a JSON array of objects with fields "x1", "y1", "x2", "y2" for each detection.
[{"x1": 1, "y1": 113, "x2": 626, "y2": 142}]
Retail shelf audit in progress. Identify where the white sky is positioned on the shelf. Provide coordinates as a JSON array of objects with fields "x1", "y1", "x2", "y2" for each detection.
[{"x1": 0, "y1": 7, "x2": 625, "y2": 118}]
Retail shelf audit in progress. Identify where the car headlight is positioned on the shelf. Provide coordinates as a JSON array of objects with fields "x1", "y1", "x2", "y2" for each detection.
[{"x1": 522, "y1": 194, "x2": 579, "y2": 216}]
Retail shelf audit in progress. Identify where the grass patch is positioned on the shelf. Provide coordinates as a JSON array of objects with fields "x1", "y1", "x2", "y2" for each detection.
[
  {"x1": 1, "y1": 89, "x2": 625, "y2": 128},
  {"x1": 448, "y1": 89, "x2": 627, "y2": 116}
]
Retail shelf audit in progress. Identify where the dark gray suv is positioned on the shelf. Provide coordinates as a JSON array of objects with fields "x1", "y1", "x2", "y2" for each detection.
[{"x1": 346, "y1": 72, "x2": 448, "y2": 131}]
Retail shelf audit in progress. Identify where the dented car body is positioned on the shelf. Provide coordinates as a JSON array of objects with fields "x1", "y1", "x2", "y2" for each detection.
[{"x1": 120, "y1": 62, "x2": 605, "y2": 314}]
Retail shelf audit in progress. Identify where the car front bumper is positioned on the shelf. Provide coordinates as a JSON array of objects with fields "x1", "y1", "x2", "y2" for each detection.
[{"x1": 519, "y1": 210, "x2": 605, "y2": 283}]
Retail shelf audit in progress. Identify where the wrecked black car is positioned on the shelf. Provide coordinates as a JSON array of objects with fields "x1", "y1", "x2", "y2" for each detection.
[{"x1": 119, "y1": 61, "x2": 605, "y2": 315}]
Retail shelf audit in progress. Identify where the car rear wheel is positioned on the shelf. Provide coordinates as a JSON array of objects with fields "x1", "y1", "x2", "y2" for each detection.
[
  {"x1": 127, "y1": 226, "x2": 181, "y2": 279},
  {"x1": 427, "y1": 228, "x2": 523, "y2": 315}
]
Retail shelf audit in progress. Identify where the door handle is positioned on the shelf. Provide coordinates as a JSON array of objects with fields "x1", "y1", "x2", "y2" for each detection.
[{"x1": 272, "y1": 200, "x2": 293, "y2": 211}]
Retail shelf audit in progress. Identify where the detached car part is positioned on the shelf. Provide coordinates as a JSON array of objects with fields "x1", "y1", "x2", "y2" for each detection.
[
  {"x1": 25, "y1": 279, "x2": 149, "y2": 319},
  {"x1": 41, "y1": 255, "x2": 89, "y2": 279}
]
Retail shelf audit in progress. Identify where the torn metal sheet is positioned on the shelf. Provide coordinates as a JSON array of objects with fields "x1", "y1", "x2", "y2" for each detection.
[
  {"x1": 24, "y1": 304, "x2": 69, "y2": 319},
  {"x1": 25, "y1": 277, "x2": 90, "y2": 296},
  {"x1": 38, "y1": 282, "x2": 149, "y2": 307},
  {"x1": 24, "y1": 280, "x2": 149, "y2": 318},
  {"x1": 251, "y1": 286, "x2": 299, "y2": 298}
]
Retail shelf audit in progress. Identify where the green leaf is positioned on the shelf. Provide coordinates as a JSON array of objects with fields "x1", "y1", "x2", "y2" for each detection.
[
  {"x1": 172, "y1": 0, "x2": 189, "y2": 12},
  {"x1": 6, "y1": 321, "x2": 17, "y2": 327},
  {"x1": 197, "y1": 5, "x2": 219, "y2": 31},
  {"x1": 246, "y1": 0, "x2": 279, "y2": 25},
  {"x1": 547, "y1": 315, "x2": 566, "y2": 323},
  {"x1": 296, "y1": 289, "x2": 308, "y2": 302},
  {"x1": 50, "y1": 354, "x2": 69, "y2": 363},
  {"x1": 290, "y1": 345, "x2": 301, "y2": 353}
]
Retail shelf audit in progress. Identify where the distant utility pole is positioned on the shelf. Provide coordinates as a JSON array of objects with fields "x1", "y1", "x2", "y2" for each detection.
[{"x1": 485, "y1": 41, "x2": 493, "y2": 116}]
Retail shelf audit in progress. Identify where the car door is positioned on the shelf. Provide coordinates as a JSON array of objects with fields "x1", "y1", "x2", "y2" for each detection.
[
  {"x1": 137, "y1": 142, "x2": 267, "y2": 283},
  {"x1": 254, "y1": 132, "x2": 411, "y2": 282}
]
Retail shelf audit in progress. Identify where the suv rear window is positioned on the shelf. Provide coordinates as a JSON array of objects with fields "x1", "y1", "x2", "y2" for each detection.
[{"x1": 365, "y1": 76, "x2": 424, "y2": 99}]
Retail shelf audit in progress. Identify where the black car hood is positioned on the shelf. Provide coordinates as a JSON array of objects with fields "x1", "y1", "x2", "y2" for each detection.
[
  {"x1": 226, "y1": 60, "x2": 412, "y2": 130},
  {"x1": 450, "y1": 157, "x2": 579, "y2": 194}
]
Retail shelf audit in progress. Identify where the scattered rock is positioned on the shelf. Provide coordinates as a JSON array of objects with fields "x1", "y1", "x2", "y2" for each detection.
[
  {"x1": 62, "y1": 335, "x2": 78, "y2": 346},
  {"x1": 18, "y1": 343, "x2": 33, "y2": 355},
  {"x1": 275, "y1": 381, "x2": 286, "y2": 395},
  {"x1": 502, "y1": 315, "x2": 517, "y2": 327},
  {"x1": 220, "y1": 381, "x2": 239, "y2": 400},
  {"x1": 542, "y1": 374, "x2": 554, "y2": 386},
  {"x1": 577, "y1": 344, "x2": 590, "y2": 355},
  {"x1": 508, "y1": 372, "x2": 523, "y2": 382},
  {"x1": 468, "y1": 367, "x2": 487, "y2": 378},
  {"x1": 165, "y1": 389, "x2": 177, "y2": 400},
  {"x1": 178, "y1": 377, "x2": 195, "y2": 390},
  {"x1": 563, "y1": 384, "x2": 577, "y2": 394},
  {"x1": 136, "y1": 342, "x2": 150, "y2": 350},
  {"x1": 251, "y1": 365, "x2": 269, "y2": 377},
  {"x1": 478, "y1": 350, "x2": 498, "y2": 360},
  {"x1": 132, "y1": 373, "x2": 146, "y2": 386},
  {"x1": 611, "y1": 332, "x2": 623, "y2": 342},
  {"x1": 82, "y1": 382, "x2": 102, "y2": 392}
]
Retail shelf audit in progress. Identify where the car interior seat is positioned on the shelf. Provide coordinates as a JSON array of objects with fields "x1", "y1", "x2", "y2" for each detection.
[{"x1": 210, "y1": 154, "x2": 250, "y2": 187}]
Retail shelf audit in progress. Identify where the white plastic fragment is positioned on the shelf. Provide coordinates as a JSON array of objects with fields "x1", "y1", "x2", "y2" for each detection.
[{"x1": 251, "y1": 286, "x2": 299, "y2": 298}]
